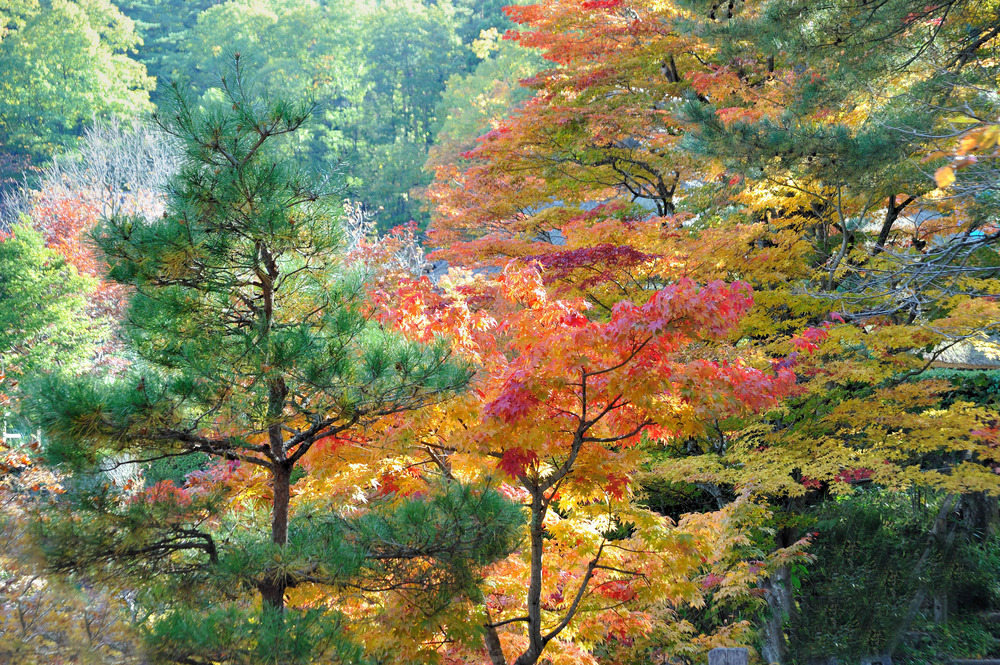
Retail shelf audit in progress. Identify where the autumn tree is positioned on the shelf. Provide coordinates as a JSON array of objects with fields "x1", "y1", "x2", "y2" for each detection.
[
  {"x1": 359, "y1": 264, "x2": 803, "y2": 665},
  {"x1": 680, "y1": 0, "x2": 1000, "y2": 308},
  {"x1": 668, "y1": 0, "x2": 1000, "y2": 506},
  {"x1": 27, "y1": 60, "x2": 521, "y2": 664},
  {"x1": 426, "y1": 0, "x2": 713, "y2": 261},
  {"x1": 672, "y1": 1, "x2": 1000, "y2": 656},
  {"x1": 426, "y1": 20, "x2": 545, "y2": 172},
  {"x1": 0, "y1": 412, "x2": 144, "y2": 665},
  {"x1": 0, "y1": 227, "x2": 133, "y2": 664},
  {"x1": 426, "y1": 0, "x2": 1000, "y2": 661},
  {"x1": 429, "y1": 0, "x2": 1000, "y2": 501},
  {"x1": 1, "y1": 119, "x2": 182, "y2": 337}
]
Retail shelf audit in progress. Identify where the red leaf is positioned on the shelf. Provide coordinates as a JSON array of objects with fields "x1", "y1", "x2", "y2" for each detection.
[{"x1": 497, "y1": 448, "x2": 539, "y2": 478}]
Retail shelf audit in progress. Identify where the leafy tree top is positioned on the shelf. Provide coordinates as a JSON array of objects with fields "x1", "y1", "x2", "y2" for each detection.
[{"x1": 0, "y1": 0, "x2": 153, "y2": 160}]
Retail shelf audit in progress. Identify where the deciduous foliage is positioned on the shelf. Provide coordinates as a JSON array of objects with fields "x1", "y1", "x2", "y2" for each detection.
[
  {"x1": 0, "y1": 421, "x2": 142, "y2": 665},
  {"x1": 5, "y1": 0, "x2": 998, "y2": 662},
  {"x1": 0, "y1": 222, "x2": 100, "y2": 402},
  {"x1": 8, "y1": 119, "x2": 180, "y2": 337},
  {"x1": 363, "y1": 264, "x2": 801, "y2": 664},
  {"x1": 428, "y1": 0, "x2": 1000, "y2": 493},
  {"x1": 426, "y1": 0, "x2": 709, "y2": 259},
  {"x1": 350, "y1": 0, "x2": 466, "y2": 228},
  {"x1": 161, "y1": 0, "x2": 478, "y2": 230},
  {"x1": 680, "y1": 0, "x2": 1000, "y2": 308},
  {"x1": 0, "y1": 0, "x2": 153, "y2": 162},
  {"x1": 115, "y1": 0, "x2": 225, "y2": 94},
  {"x1": 425, "y1": 0, "x2": 1000, "y2": 661},
  {"x1": 427, "y1": 27, "x2": 545, "y2": 171}
]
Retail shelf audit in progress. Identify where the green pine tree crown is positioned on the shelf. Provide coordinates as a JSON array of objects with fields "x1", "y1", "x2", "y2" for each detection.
[{"x1": 26, "y1": 57, "x2": 522, "y2": 664}]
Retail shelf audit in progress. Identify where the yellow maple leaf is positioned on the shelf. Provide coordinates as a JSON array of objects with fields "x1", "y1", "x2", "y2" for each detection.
[{"x1": 934, "y1": 165, "x2": 955, "y2": 188}]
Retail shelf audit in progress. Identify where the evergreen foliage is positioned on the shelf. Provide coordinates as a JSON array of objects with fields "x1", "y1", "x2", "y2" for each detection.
[
  {"x1": 2, "y1": 0, "x2": 999, "y2": 662},
  {"x1": 429, "y1": 30, "x2": 545, "y2": 169},
  {"x1": 348, "y1": 0, "x2": 465, "y2": 229},
  {"x1": 788, "y1": 490, "x2": 1000, "y2": 663},
  {"x1": 26, "y1": 59, "x2": 521, "y2": 663},
  {"x1": 680, "y1": 0, "x2": 999, "y2": 292},
  {"x1": 115, "y1": 0, "x2": 225, "y2": 95},
  {"x1": 2, "y1": 0, "x2": 520, "y2": 229},
  {"x1": 150, "y1": 0, "x2": 486, "y2": 230}
]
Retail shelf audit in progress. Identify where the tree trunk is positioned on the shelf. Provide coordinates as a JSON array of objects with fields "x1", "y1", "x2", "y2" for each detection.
[
  {"x1": 960, "y1": 492, "x2": 999, "y2": 540},
  {"x1": 933, "y1": 591, "x2": 948, "y2": 624},
  {"x1": 484, "y1": 622, "x2": 507, "y2": 665},
  {"x1": 760, "y1": 565, "x2": 791, "y2": 665},
  {"x1": 513, "y1": 491, "x2": 546, "y2": 665},
  {"x1": 884, "y1": 495, "x2": 958, "y2": 657},
  {"x1": 710, "y1": 647, "x2": 750, "y2": 665},
  {"x1": 260, "y1": 461, "x2": 292, "y2": 611},
  {"x1": 873, "y1": 195, "x2": 914, "y2": 254}
]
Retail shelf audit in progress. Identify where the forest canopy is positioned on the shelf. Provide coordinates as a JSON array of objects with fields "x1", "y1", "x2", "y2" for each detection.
[{"x1": 0, "y1": 1, "x2": 998, "y2": 664}]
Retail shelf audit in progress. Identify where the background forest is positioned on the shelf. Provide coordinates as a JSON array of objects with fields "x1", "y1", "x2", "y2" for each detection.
[
  {"x1": 1, "y1": 1, "x2": 999, "y2": 665},
  {"x1": 0, "y1": 0, "x2": 539, "y2": 229}
]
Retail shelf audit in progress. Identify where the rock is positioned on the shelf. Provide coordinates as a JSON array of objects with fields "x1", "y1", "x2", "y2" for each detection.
[
  {"x1": 708, "y1": 647, "x2": 749, "y2": 665},
  {"x1": 930, "y1": 334, "x2": 1000, "y2": 369}
]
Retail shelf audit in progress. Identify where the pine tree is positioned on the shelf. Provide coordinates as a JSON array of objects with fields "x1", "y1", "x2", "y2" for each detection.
[
  {"x1": 679, "y1": 0, "x2": 999, "y2": 295},
  {"x1": 27, "y1": 58, "x2": 521, "y2": 664}
]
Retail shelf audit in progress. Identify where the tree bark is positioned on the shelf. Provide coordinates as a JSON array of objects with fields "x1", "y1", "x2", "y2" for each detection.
[
  {"x1": 513, "y1": 490, "x2": 546, "y2": 665},
  {"x1": 760, "y1": 565, "x2": 791, "y2": 665},
  {"x1": 960, "y1": 491, "x2": 999, "y2": 539},
  {"x1": 710, "y1": 647, "x2": 750, "y2": 665},
  {"x1": 884, "y1": 495, "x2": 958, "y2": 657},
  {"x1": 260, "y1": 461, "x2": 292, "y2": 611},
  {"x1": 873, "y1": 194, "x2": 914, "y2": 254},
  {"x1": 260, "y1": 347, "x2": 290, "y2": 610},
  {"x1": 484, "y1": 622, "x2": 507, "y2": 665},
  {"x1": 271, "y1": 461, "x2": 291, "y2": 547}
]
